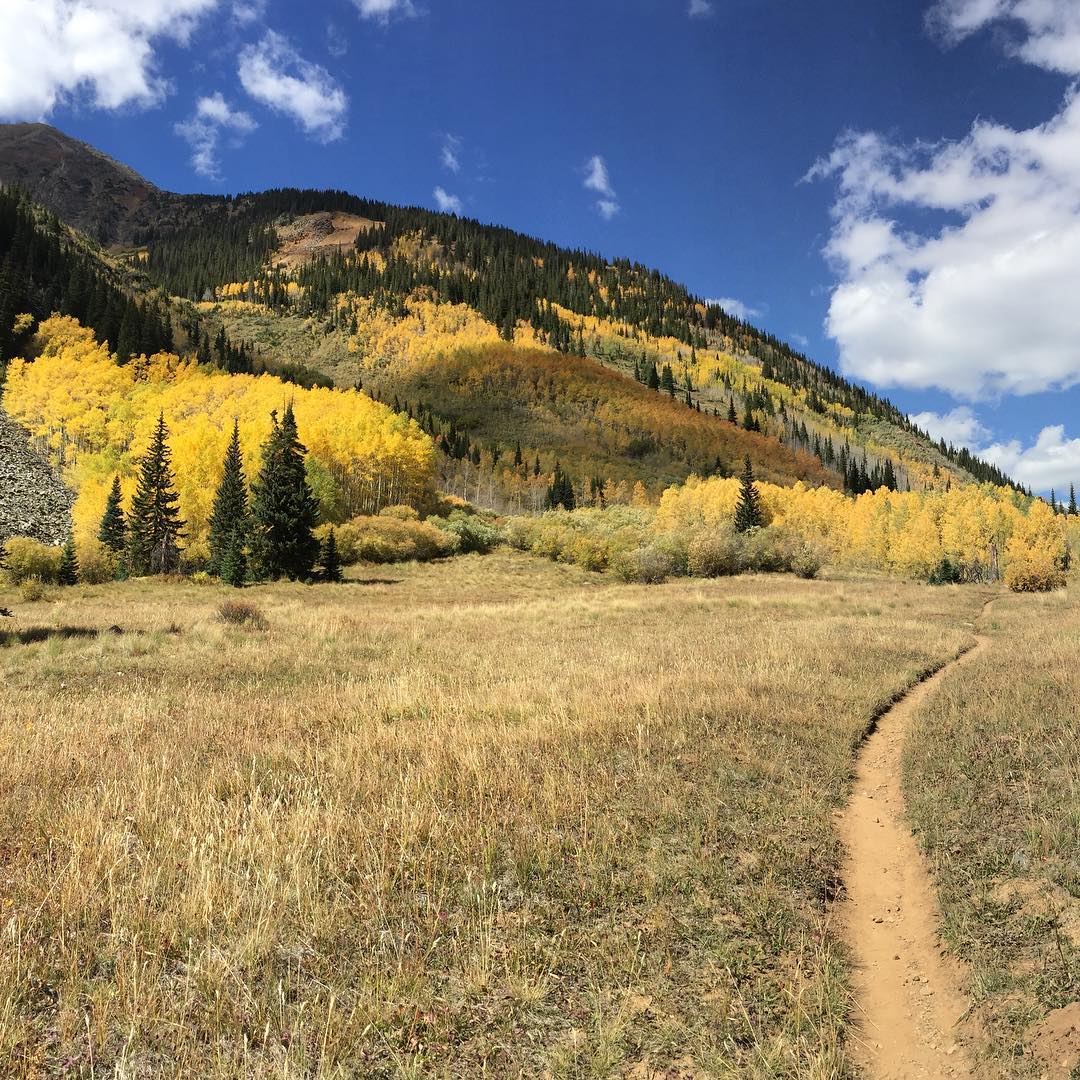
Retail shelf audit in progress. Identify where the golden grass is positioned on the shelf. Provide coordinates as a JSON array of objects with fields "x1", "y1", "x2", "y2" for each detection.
[
  {"x1": 904, "y1": 589, "x2": 1080, "y2": 1075},
  {"x1": 0, "y1": 552, "x2": 988, "y2": 1077}
]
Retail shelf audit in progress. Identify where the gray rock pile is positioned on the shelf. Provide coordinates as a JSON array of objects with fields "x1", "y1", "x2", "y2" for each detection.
[{"x1": 0, "y1": 407, "x2": 73, "y2": 546}]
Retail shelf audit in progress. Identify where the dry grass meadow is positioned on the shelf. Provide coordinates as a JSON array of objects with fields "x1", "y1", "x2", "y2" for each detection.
[
  {"x1": 904, "y1": 589, "x2": 1080, "y2": 1077},
  {"x1": 0, "y1": 552, "x2": 995, "y2": 1077}
]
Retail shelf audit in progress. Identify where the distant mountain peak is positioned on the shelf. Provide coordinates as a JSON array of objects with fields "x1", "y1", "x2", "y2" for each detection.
[{"x1": 0, "y1": 122, "x2": 164, "y2": 243}]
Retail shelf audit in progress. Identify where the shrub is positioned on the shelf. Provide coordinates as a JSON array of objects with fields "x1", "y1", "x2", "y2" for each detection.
[
  {"x1": 379, "y1": 504, "x2": 420, "y2": 521},
  {"x1": 789, "y1": 539, "x2": 827, "y2": 580},
  {"x1": 928, "y1": 557, "x2": 965, "y2": 585},
  {"x1": 688, "y1": 530, "x2": 745, "y2": 577},
  {"x1": 1004, "y1": 551, "x2": 1066, "y2": 593},
  {"x1": 76, "y1": 538, "x2": 118, "y2": 585},
  {"x1": 317, "y1": 516, "x2": 457, "y2": 565},
  {"x1": 3, "y1": 537, "x2": 62, "y2": 584},
  {"x1": 612, "y1": 544, "x2": 676, "y2": 584},
  {"x1": 216, "y1": 600, "x2": 267, "y2": 628},
  {"x1": 432, "y1": 511, "x2": 501, "y2": 555},
  {"x1": 19, "y1": 577, "x2": 50, "y2": 602},
  {"x1": 191, "y1": 570, "x2": 214, "y2": 586}
]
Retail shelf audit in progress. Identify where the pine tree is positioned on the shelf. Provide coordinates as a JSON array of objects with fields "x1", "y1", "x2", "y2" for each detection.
[
  {"x1": 726, "y1": 397, "x2": 737, "y2": 424},
  {"x1": 646, "y1": 362, "x2": 660, "y2": 391},
  {"x1": 219, "y1": 528, "x2": 248, "y2": 588},
  {"x1": 320, "y1": 528, "x2": 343, "y2": 583},
  {"x1": 58, "y1": 535, "x2": 79, "y2": 586},
  {"x1": 97, "y1": 475, "x2": 127, "y2": 552},
  {"x1": 127, "y1": 413, "x2": 185, "y2": 576},
  {"x1": 249, "y1": 405, "x2": 320, "y2": 581},
  {"x1": 734, "y1": 456, "x2": 764, "y2": 532},
  {"x1": 661, "y1": 364, "x2": 675, "y2": 397},
  {"x1": 1070, "y1": 483, "x2": 1077, "y2": 516},
  {"x1": 208, "y1": 419, "x2": 248, "y2": 576}
]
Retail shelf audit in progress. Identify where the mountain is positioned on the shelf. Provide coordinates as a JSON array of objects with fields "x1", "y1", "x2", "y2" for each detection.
[{"x1": 0, "y1": 123, "x2": 1021, "y2": 506}]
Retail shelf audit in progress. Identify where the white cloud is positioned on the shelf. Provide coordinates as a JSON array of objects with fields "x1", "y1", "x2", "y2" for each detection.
[
  {"x1": 238, "y1": 31, "x2": 347, "y2": 140},
  {"x1": 433, "y1": 186, "x2": 463, "y2": 214},
  {"x1": 707, "y1": 297, "x2": 763, "y2": 321},
  {"x1": 352, "y1": 0, "x2": 416, "y2": 22},
  {"x1": 810, "y1": 79, "x2": 1080, "y2": 400},
  {"x1": 441, "y1": 133, "x2": 462, "y2": 172},
  {"x1": 688, "y1": 0, "x2": 713, "y2": 16},
  {"x1": 981, "y1": 425, "x2": 1080, "y2": 493},
  {"x1": 0, "y1": 0, "x2": 217, "y2": 120},
  {"x1": 909, "y1": 406, "x2": 990, "y2": 448},
  {"x1": 231, "y1": 0, "x2": 265, "y2": 26},
  {"x1": 175, "y1": 92, "x2": 256, "y2": 179},
  {"x1": 927, "y1": 0, "x2": 1080, "y2": 75},
  {"x1": 583, "y1": 154, "x2": 620, "y2": 219},
  {"x1": 791, "y1": 332, "x2": 810, "y2": 348}
]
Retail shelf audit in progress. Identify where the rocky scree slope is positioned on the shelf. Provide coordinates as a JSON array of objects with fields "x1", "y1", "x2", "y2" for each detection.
[{"x1": 0, "y1": 407, "x2": 72, "y2": 546}]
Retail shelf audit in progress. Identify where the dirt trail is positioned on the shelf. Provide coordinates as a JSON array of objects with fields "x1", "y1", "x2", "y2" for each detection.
[{"x1": 840, "y1": 622, "x2": 991, "y2": 1079}]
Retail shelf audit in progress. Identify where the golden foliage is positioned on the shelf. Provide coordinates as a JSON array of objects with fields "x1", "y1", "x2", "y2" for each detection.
[
  {"x1": 657, "y1": 474, "x2": 1068, "y2": 585},
  {"x1": 4, "y1": 316, "x2": 436, "y2": 560}
]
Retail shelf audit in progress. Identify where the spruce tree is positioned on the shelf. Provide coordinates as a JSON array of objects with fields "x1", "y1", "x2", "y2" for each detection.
[
  {"x1": 734, "y1": 456, "x2": 764, "y2": 532},
  {"x1": 661, "y1": 364, "x2": 675, "y2": 397},
  {"x1": 127, "y1": 413, "x2": 185, "y2": 575},
  {"x1": 219, "y1": 529, "x2": 247, "y2": 588},
  {"x1": 249, "y1": 405, "x2": 320, "y2": 581},
  {"x1": 58, "y1": 535, "x2": 79, "y2": 586},
  {"x1": 726, "y1": 397, "x2": 737, "y2": 423},
  {"x1": 320, "y1": 528, "x2": 343, "y2": 583},
  {"x1": 98, "y1": 475, "x2": 127, "y2": 552},
  {"x1": 647, "y1": 362, "x2": 660, "y2": 391},
  {"x1": 208, "y1": 419, "x2": 248, "y2": 576},
  {"x1": 1070, "y1": 484, "x2": 1078, "y2": 517}
]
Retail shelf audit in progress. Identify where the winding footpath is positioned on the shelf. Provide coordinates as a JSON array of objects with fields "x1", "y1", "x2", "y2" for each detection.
[{"x1": 840, "y1": 610, "x2": 993, "y2": 1079}]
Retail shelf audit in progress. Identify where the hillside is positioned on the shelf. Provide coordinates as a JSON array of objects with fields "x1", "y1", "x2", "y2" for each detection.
[{"x1": 0, "y1": 123, "x2": 1021, "y2": 506}]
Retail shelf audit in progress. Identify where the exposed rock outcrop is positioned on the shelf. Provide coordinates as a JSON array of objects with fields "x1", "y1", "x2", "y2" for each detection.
[{"x1": 0, "y1": 407, "x2": 73, "y2": 547}]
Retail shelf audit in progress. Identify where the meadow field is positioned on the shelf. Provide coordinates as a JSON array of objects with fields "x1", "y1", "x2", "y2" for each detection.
[
  {"x1": 905, "y1": 591, "x2": 1079, "y2": 1077},
  {"x1": 0, "y1": 552, "x2": 1060, "y2": 1077}
]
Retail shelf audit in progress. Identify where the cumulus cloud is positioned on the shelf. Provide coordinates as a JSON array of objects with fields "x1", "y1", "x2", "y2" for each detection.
[
  {"x1": 441, "y1": 133, "x2": 462, "y2": 173},
  {"x1": 230, "y1": 0, "x2": 265, "y2": 25},
  {"x1": 583, "y1": 155, "x2": 620, "y2": 219},
  {"x1": 688, "y1": 0, "x2": 713, "y2": 16},
  {"x1": 0, "y1": 0, "x2": 217, "y2": 120},
  {"x1": 981, "y1": 425, "x2": 1080, "y2": 492},
  {"x1": 707, "y1": 297, "x2": 763, "y2": 321},
  {"x1": 927, "y1": 0, "x2": 1080, "y2": 75},
  {"x1": 238, "y1": 31, "x2": 347, "y2": 140},
  {"x1": 909, "y1": 406, "x2": 991, "y2": 448},
  {"x1": 352, "y1": 0, "x2": 416, "y2": 22},
  {"x1": 810, "y1": 75, "x2": 1080, "y2": 400},
  {"x1": 433, "y1": 186, "x2": 463, "y2": 214},
  {"x1": 175, "y1": 92, "x2": 256, "y2": 179}
]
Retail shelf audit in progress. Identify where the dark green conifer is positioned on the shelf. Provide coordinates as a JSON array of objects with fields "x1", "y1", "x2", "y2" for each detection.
[
  {"x1": 249, "y1": 405, "x2": 320, "y2": 581},
  {"x1": 208, "y1": 419, "x2": 248, "y2": 576},
  {"x1": 98, "y1": 475, "x2": 127, "y2": 552},
  {"x1": 734, "y1": 456, "x2": 764, "y2": 532},
  {"x1": 1070, "y1": 483, "x2": 1077, "y2": 516},
  {"x1": 661, "y1": 364, "x2": 675, "y2": 397},
  {"x1": 320, "y1": 528, "x2": 343, "y2": 583},
  {"x1": 127, "y1": 413, "x2": 185, "y2": 575},
  {"x1": 58, "y1": 535, "x2": 79, "y2": 586},
  {"x1": 219, "y1": 529, "x2": 247, "y2": 588}
]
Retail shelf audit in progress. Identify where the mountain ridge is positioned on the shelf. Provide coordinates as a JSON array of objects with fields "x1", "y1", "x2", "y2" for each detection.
[{"x1": 0, "y1": 122, "x2": 1022, "y2": 501}]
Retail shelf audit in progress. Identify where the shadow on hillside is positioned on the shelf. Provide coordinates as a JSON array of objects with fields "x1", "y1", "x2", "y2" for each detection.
[
  {"x1": 345, "y1": 578, "x2": 403, "y2": 587},
  {"x1": 0, "y1": 625, "x2": 119, "y2": 646}
]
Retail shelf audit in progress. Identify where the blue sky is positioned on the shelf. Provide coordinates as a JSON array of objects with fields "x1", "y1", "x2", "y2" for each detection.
[{"x1": 4, "y1": 0, "x2": 1080, "y2": 493}]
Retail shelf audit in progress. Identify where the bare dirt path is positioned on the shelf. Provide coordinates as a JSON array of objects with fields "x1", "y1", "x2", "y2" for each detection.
[{"x1": 840, "y1": 617, "x2": 992, "y2": 1079}]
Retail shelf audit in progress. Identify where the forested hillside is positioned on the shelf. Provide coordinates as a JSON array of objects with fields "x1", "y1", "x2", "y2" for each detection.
[{"x1": 0, "y1": 123, "x2": 1023, "y2": 510}]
